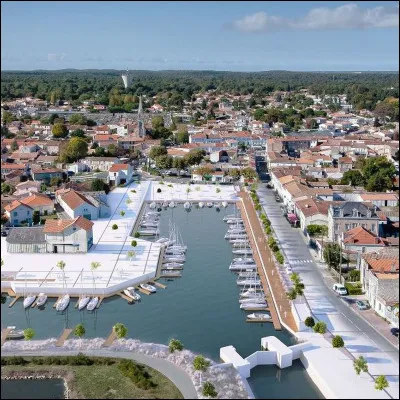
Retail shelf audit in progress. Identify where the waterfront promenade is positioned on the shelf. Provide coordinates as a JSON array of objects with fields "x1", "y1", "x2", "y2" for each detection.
[{"x1": 238, "y1": 191, "x2": 297, "y2": 333}]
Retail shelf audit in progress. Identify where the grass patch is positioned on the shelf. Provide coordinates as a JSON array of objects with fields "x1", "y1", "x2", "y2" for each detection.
[{"x1": 2, "y1": 357, "x2": 183, "y2": 399}]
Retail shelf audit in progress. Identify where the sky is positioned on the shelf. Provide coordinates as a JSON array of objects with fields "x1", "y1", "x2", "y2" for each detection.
[{"x1": 1, "y1": 1, "x2": 399, "y2": 71}]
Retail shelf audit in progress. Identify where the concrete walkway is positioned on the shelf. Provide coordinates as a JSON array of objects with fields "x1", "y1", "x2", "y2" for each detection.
[{"x1": 1, "y1": 349, "x2": 198, "y2": 399}]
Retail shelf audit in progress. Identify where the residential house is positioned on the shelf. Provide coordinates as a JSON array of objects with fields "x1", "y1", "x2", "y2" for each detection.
[
  {"x1": 4, "y1": 201, "x2": 33, "y2": 226},
  {"x1": 13, "y1": 181, "x2": 42, "y2": 197},
  {"x1": 81, "y1": 157, "x2": 120, "y2": 172},
  {"x1": 43, "y1": 216, "x2": 94, "y2": 253},
  {"x1": 31, "y1": 168, "x2": 64, "y2": 184},
  {"x1": 328, "y1": 202, "x2": 381, "y2": 242},
  {"x1": 294, "y1": 198, "x2": 331, "y2": 233},
  {"x1": 108, "y1": 163, "x2": 133, "y2": 186},
  {"x1": 360, "y1": 249, "x2": 399, "y2": 328}
]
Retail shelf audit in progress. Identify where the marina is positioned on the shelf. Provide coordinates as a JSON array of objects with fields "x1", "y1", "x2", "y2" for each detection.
[{"x1": 1, "y1": 203, "x2": 322, "y2": 399}]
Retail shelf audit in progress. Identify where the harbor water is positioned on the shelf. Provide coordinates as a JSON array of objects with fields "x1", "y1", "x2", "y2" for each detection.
[{"x1": 1, "y1": 205, "x2": 322, "y2": 399}]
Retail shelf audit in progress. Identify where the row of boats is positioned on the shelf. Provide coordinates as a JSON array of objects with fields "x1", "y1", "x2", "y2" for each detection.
[
  {"x1": 224, "y1": 213, "x2": 271, "y2": 322},
  {"x1": 22, "y1": 293, "x2": 98, "y2": 312},
  {"x1": 149, "y1": 201, "x2": 229, "y2": 211}
]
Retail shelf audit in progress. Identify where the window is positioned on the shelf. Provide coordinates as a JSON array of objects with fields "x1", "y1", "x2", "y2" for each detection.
[
  {"x1": 352, "y1": 223, "x2": 357, "y2": 228},
  {"x1": 345, "y1": 224, "x2": 351, "y2": 230},
  {"x1": 371, "y1": 224, "x2": 376, "y2": 232},
  {"x1": 13, "y1": 211, "x2": 18, "y2": 216}
]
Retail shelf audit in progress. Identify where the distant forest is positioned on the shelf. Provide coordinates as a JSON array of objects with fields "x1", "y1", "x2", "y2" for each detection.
[{"x1": 1, "y1": 70, "x2": 399, "y2": 111}]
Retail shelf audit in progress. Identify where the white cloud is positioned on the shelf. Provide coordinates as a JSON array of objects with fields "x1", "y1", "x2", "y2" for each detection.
[
  {"x1": 231, "y1": 3, "x2": 399, "y2": 32},
  {"x1": 47, "y1": 53, "x2": 67, "y2": 61}
]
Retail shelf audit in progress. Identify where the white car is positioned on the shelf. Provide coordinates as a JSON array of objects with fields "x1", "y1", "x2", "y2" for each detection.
[
  {"x1": 333, "y1": 283, "x2": 347, "y2": 295},
  {"x1": 285, "y1": 264, "x2": 293, "y2": 274}
]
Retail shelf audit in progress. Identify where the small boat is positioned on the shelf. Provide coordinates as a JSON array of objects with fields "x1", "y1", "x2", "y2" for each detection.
[
  {"x1": 199, "y1": 202, "x2": 205, "y2": 208},
  {"x1": 165, "y1": 249, "x2": 185, "y2": 256},
  {"x1": 184, "y1": 202, "x2": 191, "y2": 209},
  {"x1": 36, "y1": 293, "x2": 47, "y2": 307},
  {"x1": 78, "y1": 296, "x2": 91, "y2": 310},
  {"x1": 240, "y1": 289, "x2": 264, "y2": 298},
  {"x1": 138, "y1": 229, "x2": 160, "y2": 236},
  {"x1": 232, "y1": 257, "x2": 255, "y2": 264},
  {"x1": 162, "y1": 265, "x2": 183, "y2": 270},
  {"x1": 23, "y1": 295, "x2": 36, "y2": 309},
  {"x1": 56, "y1": 294, "x2": 70, "y2": 311},
  {"x1": 239, "y1": 296, "x2": 266, "y2": 303},
  {"x1": 162, "y1": 262, "x2": 184, "y2": 268},
  {"x1": 162, "y1": 201, "x2": 169, "y2": 208},
  {"x1": 87, "y1": 297, "x2": 99, "y2": 311},
  {"x1": 247, "y1": 313, "x2": 271, "y2": 320},
  {"x1": 124, "y1": 287, "x2": 141, "y2": 301},
  {"x1": 232, "y1": 241, "x2": 250, "y2": 248},
  {"x1": 233, "y1": 248, "x2": 253, "y2": 255},
  {"x1": 140, "y1": 283, "x2": 157, "y2": 293},
  {"x1": 240, "y1": 302, "x2": 267, "y2": 310},
  {"x1": 206, "y1": 202, "x2": 213, "y2": 208},
  {"x1": 146, "y1": 211, "x2": 160, "y2": 216},
  {"x1": 167, "y1": 245, "x2": 187, "y2": 252},
  {"x1": 6, "y1": 326, "x2": 24, "y2": 339},
  {"x1": 169, "y1": 201, "x2": 176, "y2": 208},
  {"x1": 225, "y1": 233, "x2": 248, "y2": 240},
  {"x1": 222, "y1": 201, "x2": 228, "y2": 208},
  {"x1": 141, "y1": 222, "x2": 159, "y2": 228},
  {"x1": 237, "y1": 279, "x2": 262, "y2": 286},
  {"x1": 226, "y1": 219, "x2": 244, "y2": 224},
  {"x1": 161, "y1": 270, "x2": 182, "y2": 277},
  {"x1": 229, "y1": 264, "x2": 257, "y2": 271},
  {"x1": 164, "y1": 256, "x2": 186, "y2": 263},
  {"x1": 214, "y1": 202, "x2": 221, "y2": 208},
  {"x1": 156, "y1": 237, "x2": 169, "y2": 243},
  {"x1": 223, "y1": 214, "x2": 238, "y2": 221},
  {"x1": 149, "y1": 202, "x2": 157, "y2": 209},
  {"x1": 238, "y1": 271, "x2": 259, "y2": 278}
]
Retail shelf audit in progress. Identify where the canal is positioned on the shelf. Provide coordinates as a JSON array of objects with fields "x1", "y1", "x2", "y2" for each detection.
[{"x1": 1, "y1": 205, "x2": 322, "y2": 399}]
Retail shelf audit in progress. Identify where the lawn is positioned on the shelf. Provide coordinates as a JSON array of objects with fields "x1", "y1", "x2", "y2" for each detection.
[{"x1": 2, "y1": 359, "x2": 183, "y2": 399}]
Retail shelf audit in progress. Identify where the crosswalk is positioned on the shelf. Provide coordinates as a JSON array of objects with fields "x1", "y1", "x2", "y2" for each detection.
[{"x1": 287, "y1": 259, "x2": 314, "y2": 264}]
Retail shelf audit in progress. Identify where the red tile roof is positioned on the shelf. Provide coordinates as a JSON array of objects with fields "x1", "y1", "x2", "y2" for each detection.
[{"x1": 43, "y1": 216, "x2": 93, "y2": 233}]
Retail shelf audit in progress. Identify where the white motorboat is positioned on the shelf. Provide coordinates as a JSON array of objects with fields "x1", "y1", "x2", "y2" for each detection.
[
  {"x1": 149, "y1": 202, "x2": 157, "y2": 209},
  {"x1": 141, "y1": 222, "x2": 159, "y2": 228},
  {"x1": 6, "y1": 326, "x2": 24, "y2": 339},
  {"x1": 162, "y1": 201, "x2": 169, "y2": 208},
  {"x1": 138, "y1": 229, "x2": 160, "y2": 236},
  {"x1": 167, "y1": 245, "x2": 187, "y2": 252},
  {"x1": 237, "y1": 279, "x2": 262, "y2": 286},
  {"x1": 146, "y1": 211, "x2": 160, "y2": 216},
  {"x1": 224, "y1": 214, "x2": 238, "y2": 221},
  {"x1": 56, "y1": 294, "x2": 70, "y2": 311},
  {"x1": 225, "y1": 233, "x2": 248, "y2": 240},
  {"x1": 240, "y1": 302, "x2": 267, "y2": 310},
  {"x1": 240, "y1": 288, "x2": 264, "y2": 298},
  {"x1": 23, "y1": 295, "x2": 36, "y2": 309},
  {"x1": 162, "y1": 265, "x2": 183, "y2": 270},
  {"x1": 165, "y1": 249, "x2": 185, "y2": 256},
  {"x1": 156, "y1": 237, "x2": 169, "y2": 243},
  {"x1": 227, "y1": 228, "x2": 246, "y2": 234},
  {"x1": 124, "y1": 287, "x2": 141, "y2": 301},
  {"x1": 232, "y1": 241, "x2": 250, "y2": 248},
  {"x1": 247, "y1": 313, "x2": 271, "y2": 320},
  {"x1": 169, "y1": 201, "x2": 176, "y2": 208},
  {"x1": 36, "y1": 293, "x2": 47, "y2": 307},
  {"x1": 162, "y1": 262, "x2": 184, "y2": 268},
  {"x1": 184, "y1": 202, "x2": 191, "y2": 209},
  {"x1": 214, "y1": 202, "x2": 221, "y2": 208},
  {"x1": 239, "y1": 297, "x2": 267, "y2": 305},
  {"x1": 228, "y1": 237, "x2": 248, "y2": 243},
  {"x1": 232, "y1": 257, "x2": 255, "y2": 264},
  {"x1": 233, "y1": 248, "x2": 253, "y2": 255},
  {"x1": 161, "y1": 270, "x2": 182, "y2": 277},
  {"x1": 78, "y1": 295, "x2": 91, "y2": 311},
  {"x1": 87, "y1": 297, "x2": 99, "y2": 311},
  {"x1": 222, "y1": 201, "x2": 228, "y2": 208},
  {"x1": 164, "y1": 256, "x2": 186, "y2": 263},
  {"x1": 226, "y1": 217, "x2": 243, "y2": 223},
  {"x1": 238, "y1": 271, "x2": 259, "y2": 278},
  {"x1": 206, "y1": 202, "x2": 213, "y2": 208},
  {"x1": 199, "y1": 202, "x2": 205, "y2": 208},
  {"x1": 229, "y1": 264, "x2": 257, "y2": 271},
  {"x1": 140, "y1": 283, "x2": 157, "y2": 293}
]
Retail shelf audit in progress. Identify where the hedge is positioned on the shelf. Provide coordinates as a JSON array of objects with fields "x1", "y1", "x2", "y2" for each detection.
[{"x1": 345, "y1": 282, "x2": 363, "y2": 295}]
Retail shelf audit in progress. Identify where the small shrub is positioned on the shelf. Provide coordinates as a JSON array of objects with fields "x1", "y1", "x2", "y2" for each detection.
[
  {"x1": 112, "y1": 224, "x2": 118, "y2": 230},
  {"x1": 134, "y1": 232, "x2": 140, "y2": 238},
  {"x1": 1, "y1": 356, "x2": 28, "y2": 366},
  {"x1": 374, "y1": 375, "x2": 389, "y2": 391},
  {"x1": 275, "y1": 252, "x2": 284, "y2": 264},
  {"x1": 332, "y1": 335, "x2": 344, "y2": 348},
  {"x1": 130, "y1": 189, "x2": 136, "y2": 193},
  {"x1": 304, "y1": 316, "x2": 315, "y2": 328},
  {"x1": 313, "y1": 321, "x2": 327, "y2": 334},
  {"x1": 169, "y1": 338, "x2": 184, "y2": 353},
  {"x1": 345, "y1": 282, "x2": 363, "y2": 295},
  {"x1": 203, "y1": 382, "x2": 218, "y2": 398},
  {"x1": 157, "y1": 188, "x2": 162, "y2": 193}
]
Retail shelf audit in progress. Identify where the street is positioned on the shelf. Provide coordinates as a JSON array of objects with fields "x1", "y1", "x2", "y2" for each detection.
[{"x1": 257, "y1": 185, "x2": 399, "y2": 397}]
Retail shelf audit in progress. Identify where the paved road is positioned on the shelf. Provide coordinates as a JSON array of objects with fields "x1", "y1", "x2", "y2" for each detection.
[
  {"x1": 257, "y1": 186, "x2": 399, "y2": 376},
  {"x1": 1, "y1": 349, "x2": 198, "y2": 399}
]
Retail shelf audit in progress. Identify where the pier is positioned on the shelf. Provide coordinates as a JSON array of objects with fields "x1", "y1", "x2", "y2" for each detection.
[
  {"x1": 8, "y1": 296, "x2": 21, "y2": 308},
  {"x1": 117, "y1": 292, "x2": 134, "y2": 303},
  {"x1": 102, "y1": 329, "x2": 117, "y2": 347},
  {"x1": 238, "y1": 191, "x2": 297, "y2": 332},
  {"x1": 1, "y1": 328, "x2": 13, "y2": 346},
  {"x1": 55, "y1": 328, "x2": 73, "y2": 347}
]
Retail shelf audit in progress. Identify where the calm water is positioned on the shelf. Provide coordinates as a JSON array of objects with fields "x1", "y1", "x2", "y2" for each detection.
[
  {"x1": 1, "y1": 379, "x2": 65, "y2": 399},
  {"x1": 1, "y1": 205, "x2": 322, "y2": 399}
]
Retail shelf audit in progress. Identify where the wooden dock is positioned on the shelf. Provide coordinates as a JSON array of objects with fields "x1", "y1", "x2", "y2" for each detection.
[
  {"x1": 8, "y1": 296, "x2": 20, "y2": 308},
  {"x1": 102, "y1": 330, "x2": 117, "y2": 347},
  {"x1": 160, "y1": 273, "x2": 182, "y2": 278},
  {"x1": 1, "y1": 328, "x2": 13, "y2": 346},
  {"x1": 117, "y1": 292, "x2": 134, "y2": 303},
  {"x1": 246, "y1": 318, "x2": 273, "y2": 323},
  {"x1": 96, "y1": 296, "x2": 104, "y2": 309},
  {"x1": 137, "y1": 287, "x2": 152, "y2": 295},
  {"x1": 55, "y1": 328, "x2": 73, "y2": 347},
  {"x1": 150, "y1": 281, "x2": 166, "y2": 289}
]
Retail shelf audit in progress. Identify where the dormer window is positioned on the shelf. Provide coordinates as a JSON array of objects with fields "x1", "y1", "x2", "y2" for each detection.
[{"x1": 352, "y1": 208, "x2": 358, "y2": 217}]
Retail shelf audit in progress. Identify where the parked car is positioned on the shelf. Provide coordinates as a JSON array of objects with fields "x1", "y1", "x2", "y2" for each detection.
[
  {"x1": 333, "y1": 283, "x2": 347, "y2": 295},
  {"x1": 390, "y1": 328, "x2": 399, "y2": 337},
  {"x1": 1, "y1": 230, "x2": 7, "y2": 237},
  {"x1": 355, "y1": 300, "x2": 369, "y2": 310},
  {"x1": 266, "y1": 183, "x2": 273, "y2": 189},
  {"x1": 285, "y1": 264, "x2": 293, "y2": 275}
]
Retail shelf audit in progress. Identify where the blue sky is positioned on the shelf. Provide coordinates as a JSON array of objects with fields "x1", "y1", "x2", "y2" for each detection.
[{"x1": 1, "y1": 1, "x2": 399, "y2": 71}]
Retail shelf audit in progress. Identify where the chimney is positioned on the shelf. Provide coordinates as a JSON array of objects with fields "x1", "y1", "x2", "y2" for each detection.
[{"x1": 390, "y1": 262, "x2": 397, "y2": 273}]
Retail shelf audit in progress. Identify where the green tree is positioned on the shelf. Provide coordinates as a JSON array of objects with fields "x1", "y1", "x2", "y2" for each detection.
[
  {"x1": 127, "y1": 250, "x2": 135, "y2": 262},
  {"x1": 365, "y1": 170, "x2": 394, "y2": 192},
  {"x1": 23, "y1": 328, "x2": 35, "y2": 340},
  {"x1": 1, "y1": 183, "x2": 12, "y2": 194},
  {"x1": 56, "y1": 260, "x2": 66, "y2": 291},
  {"x1": 374, "y1": 375, "x2": 389, "y2": 391},
  {"x1": 313, "y1": 321, "x2": 327, "y2": 334},
  {"x1": 113, "y1": 323, "x2": 128, "y2": 339},
  {"x1": 202, "y1": 382, "x2": 218, "y2": 398},
  {"x1": 70, "y1": 128, "x2": 86, "y2": 138},
  {"x1": 59, "y1": 137, "x2": 88, "y2": 163},
  {"x1": 155, "y1": 154, "x2": 173, "y2": 169},
  {"x1": 112, "y1": 224, "x2": 118, "y2": 230},
  {"x1": 362, "y1": 156, "x2": 396, "y2": 191},
  {"x1": 173, "y1": 157, "x2": 187, "y2": 172},
  {"x1": 332, "y1": 335, "x2": 344, "y2": 348},
  {"x1": 184, "y1": 148, "x2": 206, "y2": 166},
  {"x1": 304, "y1": 316, "x2": 315, "y2": 328},
  {"x1": 52, "y1": 123, "x2": 68, "y2": 138},
  {"x1": 131, "y1": 240, "x2": 137, "y2": 248},
  {"x1": 149, "y1": 146, "x2": 168, "y2": 160},
  {"x1": 69, "y1": 113, "x2": 87, "y2": 125},
  {"x1": 91, "y1": 178, "x2": 107, "y2": 193},
  {"x1": 287, "y1": 288, "x2": 297, "y2": 301},
  {"x1": 168, "y1": 338, "x2": 184, "y2": 353},
  {"x1": 341, "y1": 170, "x2": 365, "y2": 187},
  {"x1": 175, "y1": 129, "x2": 189, "y2": 144},
  {"x1": 353, "y1": 356, "x2": 368, "y2": 375},
  {"x1": 10, "y1": 139, "x2": 19, "y2": 151},
  {"x1": 74, "y1": 323, "x2": 86, "y2": 349},
  {"x1": 241, "y1": 167, "x2": 257, "y2": 180},
  {"x1": 151, "y1": 116, "x2": 164, "y2": 129},
  {"x1": 323, "y1": 243, "x2": 341, "y2": 270},
  {"x1": 253, "y1": 109, "x2": 266, "y2": 121},
  {"x1": 32, "y1": 210, "x2": 41, "y2": 225}
]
